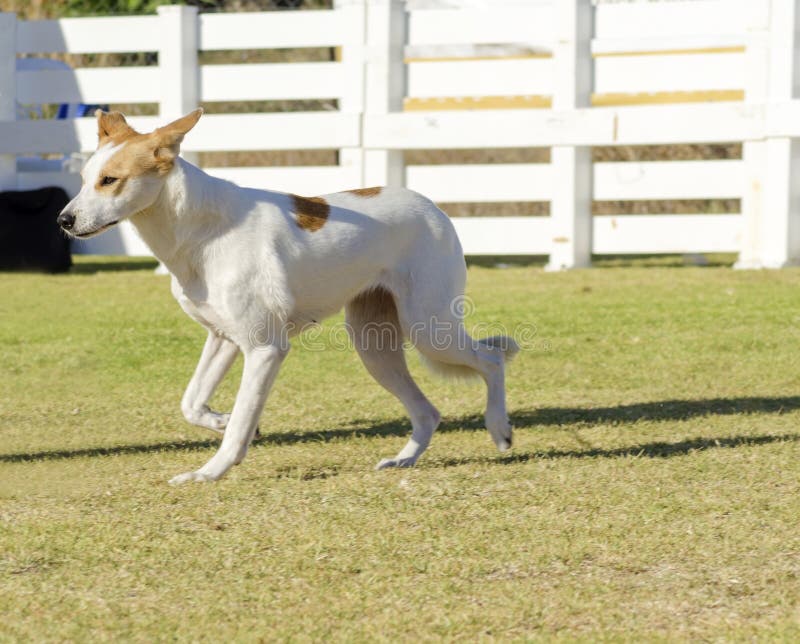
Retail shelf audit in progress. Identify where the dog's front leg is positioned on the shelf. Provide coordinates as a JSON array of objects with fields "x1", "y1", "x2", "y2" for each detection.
[
  {"x1": 169, "y1": 343, "x2": 288, "y2": 484},
  {"x1": 181, "y1": 331, "x2": 240, "y2": 433}
]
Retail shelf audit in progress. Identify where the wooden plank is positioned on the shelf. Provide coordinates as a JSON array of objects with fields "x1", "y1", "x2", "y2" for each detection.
[
  {"x1": 16, "y1": 67, "x2": 160, "y2": 104},
  {"x1": 198, "y1": 10, "x2": 358, "y2": 50},
  {"x1": 364, "y1": 108, "x2": 614, "y2": 149},
  {"x1": 595, "y1": 52, "x2": 745, "y2": 94},
  {"x1": 16, "y1": 16, "x2": 160, "y2": 54},
  {"x1": 8, "y1": 101, "x2": 800, "y2": 155},
  {"x1": 407, "y1": 164, "x2": 552, "y2": 202},
  {"x1": 365, "y1": 102, "x2": 800, "y2": 149},
  {"x1": 407, "y1": 58, "x2": 552, "y2": 97},
  {"x1": 0, "y1": 116, "x2": 160, "y2": 154},
  {"x1": 407, "y1": 159, "x2": 743, "y2": 204},
  {"x1": 183, "y1": 113, "x2": 362, "y2": 151},
  {"x1": 0, "y1": 112, "x2": 359, "y2": 154},
  {"x1": 594, "y1": 214, "x2": 741, "y2": 254},
  {"x1": 205, "y1": 166, "x2": 360, "y2": 194},
  {"x1": 450, "y1": 216, "x2": 551, "y2": 255},
  {"x1": 453, "y1": 214, "x2": 740, "y2": 256},
  {"x1": 408, "y1": 8, "x2": 554, "y2": 46},
  {"x1": 200, "y1": 63, "x2": 345, "y2": 102},
  {"x1": 595, "y1": 0, "x2": 747, "y2": 40},
  {"x1": 594, "y1": 160, "x2": 743, "y2": 201}
]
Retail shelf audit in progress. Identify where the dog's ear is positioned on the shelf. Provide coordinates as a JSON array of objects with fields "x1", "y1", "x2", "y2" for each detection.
[
  {"x1": 96, "y1": 110, "x2": 136, "y2": 145},
  {"x1": 152, "y1": 109, "x2": 203, "y2": 173}
]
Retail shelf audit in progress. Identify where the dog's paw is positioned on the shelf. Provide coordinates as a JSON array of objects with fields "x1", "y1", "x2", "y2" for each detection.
[
  {"x1": 206, "y1": 411, "x2": 231, "y2": 431},
  {"x1": 184, "y1": 405, "x2": 230, "y2": 434},
  {"x1": 169, "y1": 471, "x2": 216, "y2": 485},
  {"x1": 198, "y1": 411, "x2": 230, "y2": 433},
  {"x1": 486, "y1": 413, "x2": 513, "y2": 452},
  {"x1": 375, "y1": 456, "x2": 417, "y2": 470}
]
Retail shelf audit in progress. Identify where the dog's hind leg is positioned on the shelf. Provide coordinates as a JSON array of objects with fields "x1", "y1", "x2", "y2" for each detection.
[
  {"x1": 170, "y1": 343, "x2": 288, "y2": 484},
  {"x1": 346, "y1": 287, "x2": 440, "y2": 469},
  {"x1": 394, "y1": 284, "x2": 516, "y2": 453},
  {"x1": 181, "y1": 331, "x2": 239, "y2": 434}
]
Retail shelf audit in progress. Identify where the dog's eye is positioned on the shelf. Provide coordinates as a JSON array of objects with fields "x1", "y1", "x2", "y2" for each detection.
[{"x1": 101, "y1": 176, "x2": 118, "y2": 186}]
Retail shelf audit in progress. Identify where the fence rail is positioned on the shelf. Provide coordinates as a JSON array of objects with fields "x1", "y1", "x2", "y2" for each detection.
[{"x1": 2, "y1": 0, "x2": 800, "y2": 268}]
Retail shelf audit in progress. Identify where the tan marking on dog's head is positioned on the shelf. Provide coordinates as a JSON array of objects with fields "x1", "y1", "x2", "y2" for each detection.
[
  {"x1": 291, "y1": 195, "x2": 329, "y2": 232},
  {"x1": 96, "y1": 110, "x2": 139, "y2": 146},
  {"x1": 346, "y1": 186, "x2": 382, "y2": 198},
  {"x1": 94, "y1": 109, "x2": 204, "y2": 184}
]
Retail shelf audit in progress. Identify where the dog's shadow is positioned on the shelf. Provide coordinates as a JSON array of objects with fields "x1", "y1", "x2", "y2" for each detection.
[{"x1": 3, "y1": 395, "x2": 800, "y2": 466}]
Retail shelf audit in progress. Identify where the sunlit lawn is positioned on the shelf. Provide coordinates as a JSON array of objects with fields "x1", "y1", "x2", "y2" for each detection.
[{"x1": 2, "y1": 255, "x2": 800, "y2": 640}]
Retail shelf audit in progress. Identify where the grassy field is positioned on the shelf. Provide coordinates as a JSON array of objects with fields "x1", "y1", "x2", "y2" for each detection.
[{"x1": 3, "y1": 256, "x2": 800, "y2": 640}]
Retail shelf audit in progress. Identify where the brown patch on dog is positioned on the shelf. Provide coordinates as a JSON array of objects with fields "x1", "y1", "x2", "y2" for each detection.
[
  {"x1": 95, "y1": 109, "x2": 204, "y2": 183},
  {"x1": 97, "y1": 110, "x2": 139, "y2": 147},
  {"x1": 291, "y1": 195, "x2": 329, "y2": 232},
  {"x1": 346, "y1": 186, "x2": 382, "y2": 198},
  {"x1": 347, "y1": 286, "x2": 401, "y2": 352}
]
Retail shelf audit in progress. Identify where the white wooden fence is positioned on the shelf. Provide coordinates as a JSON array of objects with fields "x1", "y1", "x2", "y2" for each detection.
[{"x1": 1, "y1": 0, "x2": 800, "y2": 268}]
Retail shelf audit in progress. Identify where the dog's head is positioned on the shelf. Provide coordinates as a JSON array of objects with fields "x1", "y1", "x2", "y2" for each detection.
[{"x1": 57, "y1": 109, "x2": 202, "y2": 238}]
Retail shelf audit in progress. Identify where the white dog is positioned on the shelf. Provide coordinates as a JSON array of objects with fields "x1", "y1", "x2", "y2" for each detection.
[{"x1": 58, "y1": 110, "x2": 518, "y2": 484}]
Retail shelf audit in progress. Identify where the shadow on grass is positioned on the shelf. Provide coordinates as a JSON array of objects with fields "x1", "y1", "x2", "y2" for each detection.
[
  {"x1": 432, "y1": 433, "x2": 800, "y2": 469},
  {"x1": 70, "y1": 258, "x2": 159, "y2": 274},
  {"x1": 3, "y1": 395, "x2": 800, "y2": 465},
  {"x1": 0, "y1": 439, "x2": 220, "y2": 464}
]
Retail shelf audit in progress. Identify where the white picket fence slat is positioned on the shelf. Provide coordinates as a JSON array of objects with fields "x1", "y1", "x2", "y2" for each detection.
[
  {"x1": 199, "y1": 63, "x2": 346, "y2": 102},
  {"x1": 594, "y1": 0, "x2": 748, "y2": 40},
  {"x1": 198, "y1": 10, "x2": 360, "y2": 50},
  {"x1": 408, "y1": 160, "x2": 744, "y2": 204},
  {"x1": 592, "y1": 160, "x2": 743, "y2": 202},
  {"x1": 407, "y1": 7, "x2": 555, "y2": 46},
  {"x1": 594, "y1": 214, "x2": 741, "y2": 254},
  {"x1": 17, "y1": 67, "x2": 161, "y2": 105},
  {"x1": 594, "y1": 53, "x2": 746, "y2": 94},
  {"x1": 16, "y1": 16, "x2": 160, "y2": 54},
  {"x1": 183, "y1": 113, "x2": 362, "y2": 151},
  {"x1": 407, "y1": 59, "x2": 553, "y2": 98},
  {"x1": 407, "y1": 164, "x2": 553, "y2": 202}
]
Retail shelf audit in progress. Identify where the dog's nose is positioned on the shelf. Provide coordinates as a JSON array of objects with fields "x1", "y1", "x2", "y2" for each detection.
[{"x1": 57, "y1": 211, "x2": 75, "y2": 230}]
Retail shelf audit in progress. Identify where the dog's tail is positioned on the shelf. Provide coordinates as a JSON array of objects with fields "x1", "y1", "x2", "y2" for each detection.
[{"x1": 419, "y1": 334, "x2": 519, "y2": 380}]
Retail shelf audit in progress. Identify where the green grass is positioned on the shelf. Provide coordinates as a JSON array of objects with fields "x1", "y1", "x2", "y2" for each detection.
[{"x1": 3, "y1": 256, "x2": 800, "y2": 640}]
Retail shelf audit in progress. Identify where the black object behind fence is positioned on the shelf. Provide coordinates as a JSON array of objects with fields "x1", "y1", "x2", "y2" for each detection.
[{"x1": 0, "y1": 187, "x2": 71, "y2": 273}]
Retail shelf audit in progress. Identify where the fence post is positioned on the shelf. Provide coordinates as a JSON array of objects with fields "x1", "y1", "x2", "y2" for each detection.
[
  {"x1": 157, "y1": 5, "x2": 199, "y2": 166},
  {"x1": 736, "y1": 1, "x2": 770, "y2": 268},
  {"x1": 737, "y1": 0, "x2": 800, "y2": 268},
  {"x1": 759, "y1": 0, "x2": 800, "y2": 267},
  {"x1": 363, "y1": 0, "x2": 406, "y2": 188},
  {"x1": 546, "y1": 0, "x2": 594, "y2": 271},
  {"x1": 336, "y1": 0, "x2": 367, "y2": 188},
  {"x1": 0, "y1": 13, "x2": 17, "y2": 191}
]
